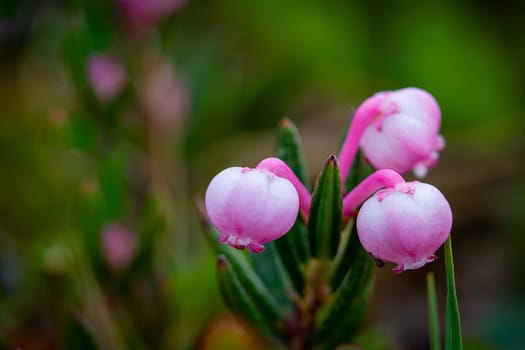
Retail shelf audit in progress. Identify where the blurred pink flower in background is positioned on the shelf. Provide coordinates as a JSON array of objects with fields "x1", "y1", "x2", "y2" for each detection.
[
  {"x1": 139, "y1": 62, "x2": 189, "y2": 129},
  {"x1": 86, "y1": 54, "x2": 127, "y2": 103},
  {"x1": 101, "y1": 223, "x2": 138, "y2": 273},
  {"x1": 116, "y1": 0, "x2": 186, "y2": 31}
]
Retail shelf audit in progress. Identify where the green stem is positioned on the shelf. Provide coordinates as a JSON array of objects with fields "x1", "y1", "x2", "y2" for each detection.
[{"x1": 427, "y1": 272, "x2": 442, "y2": 350}]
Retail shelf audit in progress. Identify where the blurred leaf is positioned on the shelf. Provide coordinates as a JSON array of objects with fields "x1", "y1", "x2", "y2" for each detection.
[
  {"x1": 65, "y1": 314, "x2": 98, "y2": 350},
  {"x1": 351, "y1": 328, "x2": 393, "y2": 350},
  {"x1": 391, "y1": 3, "x2": 519, "y2": 131},
  {"x1": 427, "y1": 272, "x2": 442, "y2": 350},
  {"x1": 121, "y1": 201, "x2": 166, "y2": 282},
  {"x1": 68, "y1": 234, "x2": 124, "y2": 350},
  {"x1": 445, "y1": 236, "x2": 463, "y2": 350},
  {"x1": 227, "y1": 0, "x2": 367, "y2": 91},
  {"x1": 308, "y1": 155, "x2": 342, "y2": 258},
  {"x1": 68, "y1": 112, "x2": 96, "y2": 150},
  {"x1": 98, "y1": 147, "x2": 129, "y2": 220}
]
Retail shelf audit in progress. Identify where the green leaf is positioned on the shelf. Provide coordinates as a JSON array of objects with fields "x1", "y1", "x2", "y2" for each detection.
[
  {"x1": 65, "y1": 315, "x2": 98, "y2": 350},
  {"x1": 216, "y1": 255, "x2": 283, "y2": 344},
  {"x1": 276, "y1": 118, "x2": 310, "y2": 190},
  {"x1": 330, "y1": 220, "x2": 360, "y2": 290},
  {"x1": 331, "y1": 154, "x2": 374, "y2": 290},
  {"x1": 202, "y1": 225, "x2": 283, "y2": 324},
  {"x1": 308, "y1": 154, "x2": 342, "y2": 258},
  {"x1": 273, "y1": 221, "x2": 306, "y2": 296},
  {"x1": 272, "y1": 118, "x2": 309, "y2": 295},
  {"x1": 248, "y1": 241, "x2": 294, "y2": 308},
  {"x1": 427, "y1": 272, "x2": 442, "y2": 350},
  {"x1": 312, "y1": 245, "x2": 374, "y2": 348},
  {"x1": 445, "y1": 236, "x2": 463, "y2": 350},
  {"x1": 216, "y1": 255, "x2": 249, "y2": 313}
]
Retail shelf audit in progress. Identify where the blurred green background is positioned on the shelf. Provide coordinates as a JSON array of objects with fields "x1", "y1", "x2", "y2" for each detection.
[{"x1": 0, "y1": 0, "x2": 524, "y2": 349}]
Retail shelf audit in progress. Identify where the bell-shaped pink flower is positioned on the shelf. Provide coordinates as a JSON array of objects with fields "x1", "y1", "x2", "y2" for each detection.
[
  {"x1": 205, "y1": 166, "x2": 300, "y2": 253},
  {"x1": 356, "y1": 181, "x2": 452, "y2": 273},
  {"x1": 339, "y1": 87, "x2": 444, "y2": 181},
  {"x1": 359, "y1": 88, "x2": 444, "y2": 177}
]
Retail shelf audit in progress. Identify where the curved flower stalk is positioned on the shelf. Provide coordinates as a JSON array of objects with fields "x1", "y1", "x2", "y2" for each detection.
[
  {"x1": 343, "y1": 169, "x2": 452, "y2": 273},
  {"x1": 339, "y1": 87, "x2": 444, "y2": 182},
  {"x1": 256, "y1": 157, "x2": 312, "y2": 218},
  {"x1": 205, "y1": 166, "x2": 300, "y2": 253}
]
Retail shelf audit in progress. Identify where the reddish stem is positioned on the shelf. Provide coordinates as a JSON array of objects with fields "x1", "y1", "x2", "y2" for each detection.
[
  {"x1": 342, "y1": 169, "x2": 405, "y2": 218},
  {"x1": 256, "y1": 157, "x2": 312, "y2": 219},
  {"x1": 338, "y1": 94, "x2": 385, "y2": 185}
]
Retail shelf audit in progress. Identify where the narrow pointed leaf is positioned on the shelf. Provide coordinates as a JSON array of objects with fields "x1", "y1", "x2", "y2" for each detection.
[
  {"x1": 276, "y1": 118, "x2": 310, "y2": 190},
  {"x1": 445, "y1": 236, "x2": 463, "y2": 350},
  {"x1": 201, "y1": 224, "x2": 283, "y2": 323},
  {"x1": 308, "y1": 155, "x2": 342, "y2": 258},
  {"x1": 330, "y1": 220, "x2": 361, "y2": 290},
  {"x1": 427, "y1": 272, "x2": 442, "y2": 350},
  {"x1": 312, "y1": 245, "x2": 374, "y2": 347},
  {"x1": 216, "y1": 256, "x2": 283, "y2": 343},
  {"x1": 216, "y1": 256, "x2": 241, "y2": 313},
  {"x1": 273, "y1": 222, "x2": 306, "y2": 296},
  {"x1": 249, "y1": 241, "x2": 294, "y2": 307},
  {"x1": 274, "y1": 118, "x2": 309, "y2": 272}
]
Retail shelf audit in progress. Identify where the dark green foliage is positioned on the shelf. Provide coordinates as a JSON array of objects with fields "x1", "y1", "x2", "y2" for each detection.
[{"x1": 308, "y1": 155, "x2": 342, "y2": 259}]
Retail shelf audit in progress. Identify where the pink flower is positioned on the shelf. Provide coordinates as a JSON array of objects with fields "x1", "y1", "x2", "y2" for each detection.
[
  {"x1": 86, "y1": 54, "x2": 127, "y2": 103},
  {"x1": 339, "y1": 87, "x2": 444, "y2": 181},
  {"x1": 355, "y1": 181, "x2": 452, "y2": 273},
  {"x1": 101, "y1": 223, "x2": 138, "y2": 272},
  {"x1": 205, "y1": 166, "x2": 300, "y2": 253}
]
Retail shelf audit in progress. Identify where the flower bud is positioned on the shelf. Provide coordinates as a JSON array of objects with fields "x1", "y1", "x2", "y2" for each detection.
[
  {"x1": 356, "y1": 181, "x2": 452, "y2": 273},
  {"x1": 359, "y1": 87, "x2": 444, "y2": 178},
  {"x1": 205, "y1": 166, "x2": 299, "y2": 253}
]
